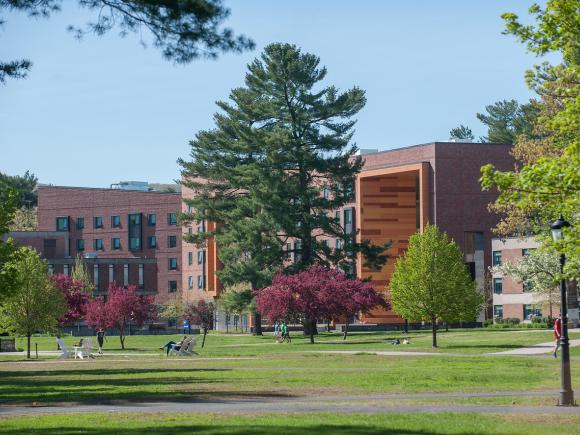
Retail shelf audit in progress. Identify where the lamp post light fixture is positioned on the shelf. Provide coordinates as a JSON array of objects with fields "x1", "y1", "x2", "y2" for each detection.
[{"x1": 550, "y1": 216, "x2": 574, "y2": 406}]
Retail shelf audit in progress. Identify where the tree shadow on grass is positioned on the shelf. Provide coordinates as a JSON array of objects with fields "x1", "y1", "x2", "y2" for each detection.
[
  {"x1": 0, "y1": 424, "x2": 472, "y2": 435},
  {"x1": 441, "y1": 344, "x2": 527, "y2": 350}
]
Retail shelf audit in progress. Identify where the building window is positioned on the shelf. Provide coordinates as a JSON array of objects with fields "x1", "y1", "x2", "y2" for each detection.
[
  {"x1": 465, "y1": 231, "x2": 484, "y2": 255},
  {"x1": 138, "y1": 264, "x2": 144, "y2": 288},
  {"x1": 493, "y1": 278, "x2": 503, "y2": 294},
  {"x1": 111, "y1": 215, "x2": 121, "y2": 228},
  {"x1": 335, "y1": 239, "x2": 342, "y2": 249},
  {"x1": 322, "y1": 185, "x2": 329, "y2": 199},
  {"x1": 128, "y1": 213, "x2": 142, "y2": 251},
  {"x1": 492, "y1": 251, "x2": 502, "y2": 266},
  {"x1": 76, "y1": 217, "x2": 84, "y2": 230},
  {"x1": 335, "y1": 211, "x2": 340, "y2": 222},
  {"x1": 94, "y1": 216, "x2": 103, "y2": 229},
  {"x1": 148, "y1": 236, "x2": 157, "y2": 248},
  {"x1": 168, "y1": 235, "x2": 177, "y2": 248},
  {"x1": 123, "y1": 264, "x2": 129, "y2": 287},
  {"x1": 344, "y1": 209, "x2": 353, "y2": 225},
  {"x1": 169, "y1": 258, "x2": 178, "y2": 270},
  {"x1": 108, "y1": 264, "x2": 114, "y2": 283},
  {"x1": 76, "y1": 239, "x2": 85, "y2": 252},
  {"x1": 168, "y1": 213, "x2": 177, "y2": 225},
  {"x1": 524, "y1": 304, "x2": 542, "y2": 320},
  {"x1": 168, "y1": 280, "x2": 177, "y2": 293},
  {"x1": 48, "y1": 264, "x2": 54, "y2": 275},
  {"x1": 197, "y1": 250, "x2": 204, "y2": 265},
  {"x1": 56, "y1": 216, "x2": 69, "y2": 231},
  {"x1": 294, "y1": 240, "x2": 302, "y2": 264},
  {"x1": 94, "y1": 239, "x2": 103, "y2": 250},
  {"x1": 93, "y1": 264, "x2": 99, "y2": 286},
  {"x1": 322, "y1": 239, "x2": 329, "y2": 248},
  {"x1": 188, "y1": 276, "x2": 193, "y2": 289},
  {"x1": 44, "y1": 239, "x2": 56, "y2": 250},
  {"x1": 112, "y1": 237, "x2": 121, "y2": 250},
  {"x1": 147, "y1": 213, "x2": 156, "y2": 226},
  {"x1": 188, "y1": 227, "x2": 193, "y2": 234},
  {"x1": 188, "y1": 252, "x2": 193, "y2": 266},
  {"x1": 197, "y1": 275, "x2": 204, "y2": 289},
  {"x1": 493, "y1": 305, "x2": 503, "y2": 318},
  {"x1": 63, "y1": 264, "x2": 69, "y2": 276},
  {"x1": 522, "y1": 248, "x2": 534, "y2": 257}
]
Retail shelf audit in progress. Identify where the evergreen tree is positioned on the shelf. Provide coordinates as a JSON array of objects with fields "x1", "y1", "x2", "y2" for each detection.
[
  {"x1": 449, "y1": 125, "x2": 474, "y2": 141},
  {"x1": 390, "y1": 225, "x2": 483, "y2": 348},
  {"x1": 476, "y1": 99, "x2": 540, "y2": 144},
  {"x1": 180, "y1": 44, "x2": 390, "y2": 308},
  {"x1": 0, "y1": 171, "x2": 37, "y2": 208}
]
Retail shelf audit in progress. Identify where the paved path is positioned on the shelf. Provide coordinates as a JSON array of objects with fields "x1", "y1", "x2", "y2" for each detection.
[
  {"x1": 1, "y1": 391, "x2": 579, "y2": 417},
  {"x1": 489, "y1": 339, "x2": 580, "y2": 355}
]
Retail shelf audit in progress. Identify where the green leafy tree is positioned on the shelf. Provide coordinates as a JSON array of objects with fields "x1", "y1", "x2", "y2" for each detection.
[
  {"x1": 481, "y1": 0, "x2": 579, "y2": 277},
  {"x1": 0, "y1": 0, "x2": 254, "y2": 84},
  {"x1": 70, "y1": 255, "x2": 93, "y2": 294},
  {"x1": 492, "y1": 249, "x2": 560, "y2": 318},
  {"x1": 449, "y1": 125, "x2": 474, "y2": 141},
  {"x1": 390, "y1": 225, "x2": 483, "y2": 348},
  {"x1": 219, "y1": 282, "x2": 253, "y2": 332},
  {"x1": 159, "y1": 294, "x2": 185, "y2": 326},
  {"x1": 0, "y1": 171, "x2": 37, "y2": 208},
  {"x1": 476, "y1": 99, "x2": 540, "y2": 144},
  {"x1": 8, "y1": 207, "x2": 37, "y2": 231},
  {"x1": 0, "y1": 188, "x2": 17, "y2": 300},
  {"x1": 180, "y1": 44, "x2": 390, "y2": 314},
  {"x1": 0, "y1": 247, "x2": 67, "y2": 358}
]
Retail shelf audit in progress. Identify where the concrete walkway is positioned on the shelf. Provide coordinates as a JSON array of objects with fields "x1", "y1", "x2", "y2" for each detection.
[
  {"x1": 1, "y1": 391, "x2": 578, "y2": 417},
  {"x1": 490, "y1": 339, "x2": 580, "y2": 356}
]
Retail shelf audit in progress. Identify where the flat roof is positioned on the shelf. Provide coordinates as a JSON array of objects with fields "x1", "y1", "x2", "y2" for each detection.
[
  {"x1": 362, "y1": 141, "x2": 511, "y2": 157},
  {"x1": 37, "y1": 185, "x2": 180, "y2": 195}
]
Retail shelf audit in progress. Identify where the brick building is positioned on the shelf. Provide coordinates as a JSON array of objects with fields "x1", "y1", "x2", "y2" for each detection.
[{"x1": 31, "y1": 184, "x2": 182, "y2": 305}]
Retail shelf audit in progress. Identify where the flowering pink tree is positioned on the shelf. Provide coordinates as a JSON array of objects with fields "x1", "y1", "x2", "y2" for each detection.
[
  {"x1": 85, "y1": 283, "x2": 156, "y2": 349},
  {"x1": 185, "y1": 300, "x2": 215, "y2": 348},
  {"x1": 52, "y1": 274, "x2": 91, "y2": 327}
]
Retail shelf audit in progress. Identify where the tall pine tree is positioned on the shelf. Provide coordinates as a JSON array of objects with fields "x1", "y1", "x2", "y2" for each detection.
[{"x1": 179, "y1": 43, "x2": 389, "y2": 332}]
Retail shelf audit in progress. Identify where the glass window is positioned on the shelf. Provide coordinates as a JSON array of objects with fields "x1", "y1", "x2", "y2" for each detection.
[
  {"x1": 147, "y1": 213, "x2": 157, "y2": 226},
  {"x1": 322, "y1": 186, "x2": 329, "y2": 199},
  {"x1": 322, "y1": 239, "x2": 329, "y2": 248},
  {"x1": 109, "y1": 264, "x2": 114, "y2": 283},
  {"x1": 335, "y1": 239, "x2": 342, "y2": 249},
  {"x1": 493, "y1": 278, "x2": 503, "y2": 294},
  {"x1": 63, "y1": 264, "x2": 69, "y2": 276},
  {"x1": 188, "y1": 252, "x2": 193, "y2": 266},
  {"x1": 492, "y1": 251, "x2": 502, "y2": 266},
  {"x1": 148, "y1": 236, "x2": 157, "y2": 248},
  {"x1": 168, "y1": 235, "x2": 177, "y2": 248},
  {"x1": 123, "y1": 264, "x2": 129, "y2": 287},
  {"x1": 112, "y1": 238, "x2": 121, "y2": 250},
  {"x1": 94, "y1": 216, "x2": 103, "y2": 229},
  {"x1": 111, "y1": 215, "x2": 121, "y2": 228},
  {"x1": 56, "y1": 217, "x2": 69, "y2": 231},
  {"x1": 522, "y1": 248, "x2": 534, "y2": 257},
  {"x1": 93, "y1": 264, "x2": 99, "y2": 286},
  {"x1": 48, "y1": 264, "x2": 54, "y2": 275},
  {"x1": 94, "y1": 239, "x2": 103, "y2": 250},
  {"x1": 344, "y1": 209, "x2": 353, "y2": 225},
  {"x1": 76, "y1": 217, "x2": 84, "y2": 230},
  {"x1": 493, "y1": 305, "x2": 503, "y2": 318},
  {"x1": 465, "y1": 231, "x2": 484, "y2": 254},
  {"x1": 76, "y1": 239, "x2": 84, "y2": 252},
  {"x1": 169, "y1": 257, "x2": 178, "y2": 270},
  {"x1": 524, "y1": 304, "x2": 542, "y2": 320},
  {"x1": 197, "y1": 251, "x2": 204, "y2": 265},
  {"x1": 168, "y1": 280, "x2": 177, "y2": 293},
  {"x1": 294, "y1": 240, "x2": 302, "y2": 264},
  {"x1": 188, "y1": 276, "x2": 193, "y2": 289},
  {"x1": 128, "y1": 213, "x2": 142, "y2": 251},
  {"x1": 197, "y1": 275, "x2": 204, "y2": 289},
  {"x1": 138, "y1": 264, "x2": 144, "y2": 288},
  {"x1": 335, "y1": 211, "x2": 340, "y2": 222},
  {"x1": 168, "y1": 213, "x2": 177, "y2": 225}
]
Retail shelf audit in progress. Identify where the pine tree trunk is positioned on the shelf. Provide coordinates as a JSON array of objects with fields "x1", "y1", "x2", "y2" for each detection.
[
  {"x1": 253, "y1": 312, "x2": 263, "y2": 336},
  {"x1": 431, "y1": 317, "x2": 437, "y2": 348},
  {"x1": 27, "y1": 334, "x2": 31, "y2": 359},
  {"x1": 202, "y1": 329, "x2": 207, "y2": 348}
]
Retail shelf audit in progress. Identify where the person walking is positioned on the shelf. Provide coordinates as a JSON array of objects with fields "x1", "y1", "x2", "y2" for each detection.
[
  {"x1": 553, "y1": 314, "x2": 562, "y2": 358},
  {"x1": 281, "y1": 321, "x2": 289, "y2": 342},
  {"x1": 96, "y1": 328, "x2": 105, "y2": 355},
  {"x1": 274, "y1": 321, "x2": 280, "y2": 340}
]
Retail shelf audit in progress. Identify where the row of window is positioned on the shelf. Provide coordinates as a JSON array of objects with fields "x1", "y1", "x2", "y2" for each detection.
[
  {"x1": 493, "y1": 304, "x2": 542, "y2": 319},
  {"x1": 56, "y1": 213, "x2": 178, "y2": 231},
  {"x1": 76, "y1": 235, "x2": 178, "y2": 252},
  {"x1": 492, "y1": 248, "x2": 535, "y2": 266},
  {"x1": 187, "y1": 251, "x2": 205, "y2": 266},
  {"x1": 186, "y1": 275, "x2": 206, "y2": 290}
]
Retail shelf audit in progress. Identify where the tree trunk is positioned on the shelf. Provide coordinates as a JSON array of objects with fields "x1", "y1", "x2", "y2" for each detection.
[
  {"x1": 202, "y1": 328, "x2": 207, "y2": 348},
  {"x1": 253, "y1": 312, "x2": 263, "y2": 336},
  {"x1": 27, "y1": 334, "x2": 31, "y2": 359},
  {"x1": 431, "y1": 317, "x2": 437, "y2": 348},
  {"x1": 343, "y1": 314, "x2": 349, "y2": 340},
  {"x1": 119, "y1": 325, "x2": 125, "y2": 350},
  {"x1": 445, "y1": 322, "x2": 449, "y2": 332},
  {"x1": 226, "y1": 314, "x2": 229, "y2": 334},
  {"x1": 404, "y1": 319, "x2": 408, "y2": 334}
]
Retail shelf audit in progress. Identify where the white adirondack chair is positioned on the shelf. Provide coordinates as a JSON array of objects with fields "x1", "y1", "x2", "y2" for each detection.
[
  {"x1": 56, "y1": 338, "x2": 73, "y2": 359},
  {"x1": 74, "y1": 338, "x2": 94, "y2": 359},
  {"x1": 169, "y1": 337, "x2": 197, "y2": 356}
]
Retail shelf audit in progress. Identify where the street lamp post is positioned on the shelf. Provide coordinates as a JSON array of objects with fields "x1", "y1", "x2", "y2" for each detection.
[{"x1": 550, "y1": 216, "x2": 574, "y2": 406}]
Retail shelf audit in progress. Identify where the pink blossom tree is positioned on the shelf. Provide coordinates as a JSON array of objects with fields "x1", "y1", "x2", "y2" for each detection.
[
  {"x1": 85, "y1": 283, "x2": 156, "y2": 349},
  {"x1": 256, "y1": 266, "x2": 386, "y2": 343},
  {"x1": 52, "y1": 274, "x2": 91, "y2": 328},
  {"x1": 185, "y1": 300, "x2": 215, "y2": 348}
]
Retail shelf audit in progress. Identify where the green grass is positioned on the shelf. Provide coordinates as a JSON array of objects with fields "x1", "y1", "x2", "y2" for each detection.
[{"x1": 1, "y1": 412, "x2": 579, "y2": 434}]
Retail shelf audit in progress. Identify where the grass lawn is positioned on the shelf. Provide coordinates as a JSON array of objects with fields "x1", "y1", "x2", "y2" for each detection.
[
  {"x1": 1, "y1": 329, "x2": 578, "y2": 434},
  {"x1": 1, "y1": 412, "x2": 579, "y2": 434}
]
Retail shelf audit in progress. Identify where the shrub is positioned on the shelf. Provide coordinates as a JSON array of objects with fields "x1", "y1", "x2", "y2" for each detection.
[{"x1": 483, "y1": 319, "x2": 493, "y2": 328}]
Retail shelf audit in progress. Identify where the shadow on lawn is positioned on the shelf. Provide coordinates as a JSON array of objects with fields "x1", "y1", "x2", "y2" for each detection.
[
  {"x1": 442, "y1": 344, "x2": 525, "y2": 350},
  {"x1": 0, "y1": 425, "x2": 471, "y2": 435}
]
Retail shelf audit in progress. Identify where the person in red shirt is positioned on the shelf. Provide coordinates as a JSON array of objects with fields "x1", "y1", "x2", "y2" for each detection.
[{"x1": 553, "y1": 315, "x2": 562, "y2": 358}]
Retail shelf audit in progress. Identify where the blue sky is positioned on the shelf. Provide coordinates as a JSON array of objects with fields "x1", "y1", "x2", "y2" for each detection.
[{"x1": 1, "y1": 1, "x2": 549, "y2": 187}]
